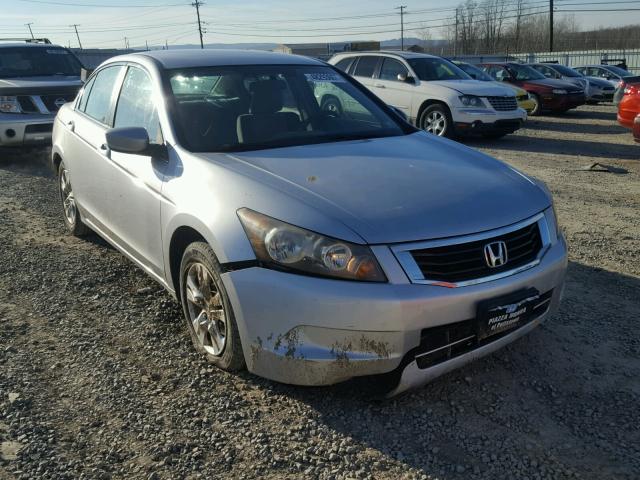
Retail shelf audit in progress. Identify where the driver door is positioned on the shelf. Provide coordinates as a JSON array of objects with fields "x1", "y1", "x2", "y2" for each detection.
[
  {"x1": 103, "y1": 65, "x2": 167, "y2": 278},
  {"x1": 372, "y1": 57, "x2": 413, "y2": 117}
]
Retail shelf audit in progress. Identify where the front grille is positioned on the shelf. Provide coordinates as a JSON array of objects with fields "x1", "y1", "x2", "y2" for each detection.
[
  {"x1": 40, "y1": 94, "x2": 76, "y2": 112},
  {"x1": 17, "y1": 96, "x2": 39, "y2": 113},
  {"x1": 410, "y1": 221, "x2": 543, "y2": 283},
  {"x1": 486, "y1": 96, "x2": 518, "y2": 111},
  {"x1": 414, "y1": 290, "x2": 553, "y2": 369}
]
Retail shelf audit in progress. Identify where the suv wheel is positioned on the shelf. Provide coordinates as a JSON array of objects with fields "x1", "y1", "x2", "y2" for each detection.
[
  {"x1": 58, "y1": 162, "x2": 90, "y2": 236},
  {"x1": 179, "y1": 242, "x2": 245, "y2": 371},
  {"x1": 320, "y1": 96, "x2": 343, "y2": 117},
  {"x1": 419, "y1": 104, "x2": 453, "y2": 137}
]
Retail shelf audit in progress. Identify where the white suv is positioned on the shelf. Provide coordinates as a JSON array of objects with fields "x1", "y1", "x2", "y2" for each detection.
[{"x1": 329, "y1": 51, "x2": 527, "y2": 139}]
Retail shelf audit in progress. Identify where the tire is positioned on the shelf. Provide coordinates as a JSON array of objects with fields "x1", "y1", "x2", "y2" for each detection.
[
  {"x1": 419, "y1": 104, "x2": 454, "y2": 138},
  {"x1": 320, "y1": 96, "x2": 343, "y2": 117},
  {"x1": 57, "y1": 161, "x2": 91, "y2": 237},
  {"x1": 179, "y1": 242, "x2": 245, "y2": 371},
  {"x1": 528, "y1": 93, "x2": 542, "y2": 116}
]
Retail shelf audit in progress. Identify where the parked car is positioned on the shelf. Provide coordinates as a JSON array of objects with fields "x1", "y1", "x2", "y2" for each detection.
[
  {"x1": 617, "y1": 80, "x2": 640, "y2": 142},
  {"x1": 480, "y1": 62, "x2": 585, "y2": 115},
  {"x1": 634, "y1": 114, "x2": 640, "y2": 143},
  {"x1": 452, "y1": 60, "x2": 535, "y2": 113},
  {"x1": 0, "y1": 38, "x2": 83, "y2": 149},
  {"x1": 51, "y1": 50, "x2": 567, "y2": 395},
  {"x1": 330, "y1": 51, "x2": 526, "y2": 139},
  {"x1": 529, "y1": 63, "x2": 615, "y2": 103},
  {"x1": 613, "y1": 75, "x2": 640, "y2": 105},
  {"x1": 574, "y1": 64, "x2": 634, "y2": 88}
]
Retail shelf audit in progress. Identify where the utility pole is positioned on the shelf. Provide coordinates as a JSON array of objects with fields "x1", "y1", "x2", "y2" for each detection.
[
  {"x1": 395, "y1": 5, "x2": 407, "y2": 51},
  {"x1": 70, "y1": 24, "x2": 82, "y2": 49},
  {"x1": 145, "y1": 40, "x2": 149, "y2": 51},
  {"x1": 549, "y1": 0, "x2": 554, "y2": 52},
  {"x1": 124, "y1": 37, "x2": 129, "y2": 49},
  {"x1": 454, "y1": 8, "x2": 459, "y2": 56},
  {"x1": 165, "y1": 39, "x2": 169, "y2": 50},
  {"x1": 192, "y1": 0, "x2": 204, "y2": 49},
  {"x1": 25, "y1": 23, "x2": 34, "y2": 39}
]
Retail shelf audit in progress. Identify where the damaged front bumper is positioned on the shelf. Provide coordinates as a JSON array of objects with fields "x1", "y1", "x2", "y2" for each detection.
[{"x1": 221, "y1": 234, "x2": 567, "y2": 392}]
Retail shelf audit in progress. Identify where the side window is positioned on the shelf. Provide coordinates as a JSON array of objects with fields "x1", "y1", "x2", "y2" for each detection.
[
  {"x1": 379, "y1": 58, "x2": 409, "y2": 81},
  {"x1": 335, "y1": 58, "x2": 354, "y2": 74},
  {"x1": 353, "y1": 56, "x2": 379, "y2": 78},
  {"x1": 114, "y1": 66, "x2": 160, "y2": 143},
  {"x1": 77, "y1": 76, "x2": 95, "y2": 112},
  {"x1": 83, "y1": 66, "x2": 122, "y2": 124}
]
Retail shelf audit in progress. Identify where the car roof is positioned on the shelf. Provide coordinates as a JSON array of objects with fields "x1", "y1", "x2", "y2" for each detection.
[
  {"x1": 116, "y1": 49, "x2": 324, "y2": 69},
  {"x1": 332, "y1": 50, "x2": 439, "y2": 60},
  {"x1": 0, "y1": 42, "x2": 63, "y2": 49}
]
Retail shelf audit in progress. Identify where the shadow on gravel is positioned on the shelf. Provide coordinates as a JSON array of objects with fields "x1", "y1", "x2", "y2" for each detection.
[
  {"x1": 271, "y1": 261, "x2": 640, "y2": 478},
  {"x1": 465, "y1": 135, "x2": 639, "y2": 160},
  {"x1": 0, "y1": 147, "x2": 53, "y2": 178},
  {"x1": 524, "y1": 118, "x2": 628, "y2": 135},
  {"x1": 563, "y1": 108, "x2": 618, "y2": 122}
]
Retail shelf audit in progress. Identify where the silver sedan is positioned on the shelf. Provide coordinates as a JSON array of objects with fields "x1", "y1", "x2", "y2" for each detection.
[{"x1": 51, "y1": 50, "x2": 567, "y2": 395}]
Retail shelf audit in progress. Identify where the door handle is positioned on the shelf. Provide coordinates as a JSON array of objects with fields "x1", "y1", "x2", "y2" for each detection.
[
  {"x1": 66, "y1": 120, "x2": 75, "y2": 131},
  {"x1": 374, "y1": 83, "x2": 386, "y2": 88}
]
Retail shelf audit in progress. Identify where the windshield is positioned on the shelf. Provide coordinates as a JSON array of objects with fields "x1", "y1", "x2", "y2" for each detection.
[
  {"x1": 604, "y1": 65, "x2": 632, "y2": 76},
  {"x1": 167, "y1": 65, "x2": 407, "y2": 152},
  {"x1": 550, "y1": 64, "x2": 582, "y2": 77},
  {"x1": 407, "y1": 58, "x2": 470, "y2": 81},
  {"x1": 455, "y1": 62, "x2": 493, "y2": 81},
  {"x1": 0, "y1": 47, "x2": 82, "y2": 78},
  {"x1": 508, "y1": 63, "x2": 546, "y2": 81}
]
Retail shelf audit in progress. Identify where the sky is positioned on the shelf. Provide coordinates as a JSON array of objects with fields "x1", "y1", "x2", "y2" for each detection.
[{"x1": 1, "y1": 0, "x2": 639, "y2": 49}]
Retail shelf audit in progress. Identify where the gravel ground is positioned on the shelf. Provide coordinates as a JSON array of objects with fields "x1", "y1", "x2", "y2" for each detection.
[{"x1": 1, "y1": 104, "x2": 639, "y2": 480}]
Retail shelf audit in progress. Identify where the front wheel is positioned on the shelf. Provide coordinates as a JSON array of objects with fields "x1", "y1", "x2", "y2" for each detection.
[
  {"x1": 57, "y1": 161, "x2": 90, "y2": 237},
  {"x1": 528, "y1": 93, "x2": 542, "y2": 116},
  {"x1": 419, "y1": 104, "x2": 453, "y2": 138},
  {"x1": 179, "y1": 242, "x2": 245, "y2": 371}
]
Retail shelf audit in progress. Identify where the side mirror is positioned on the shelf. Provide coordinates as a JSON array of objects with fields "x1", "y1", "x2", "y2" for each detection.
[
  {"x1": 106, "y1": 127, "x2": 167, "y2": 158},
  {"x1": 397, "y1": 73, "x2": 415, "y2": 84}
]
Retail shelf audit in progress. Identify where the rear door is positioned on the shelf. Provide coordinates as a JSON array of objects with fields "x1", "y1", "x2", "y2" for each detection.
[
  {"x1": 371, "y1": 57, "x2": 413, "y2": 116},
  {"x1": 351, "y1": 55, "x2": 381, "y2": 90},
  {"x1": 64, "y1": 64, "x2": 125, "y2": 226}
]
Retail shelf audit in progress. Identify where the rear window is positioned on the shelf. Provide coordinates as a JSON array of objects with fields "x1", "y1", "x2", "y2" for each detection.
[
  {"x1": 0, "y1": 47, "x2": 82, "y2": 78},
  {"x1": 353, "y1": 56, "x2": 379, "y2": 78}
]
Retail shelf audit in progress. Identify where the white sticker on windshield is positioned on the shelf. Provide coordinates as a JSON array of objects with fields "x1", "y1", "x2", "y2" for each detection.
[
  {"x1": 46, "y1": 49, "x2": 69, "y2": 54},
  {"x1": 305, "y1": 72, "x2": 345, "y2": 83}
]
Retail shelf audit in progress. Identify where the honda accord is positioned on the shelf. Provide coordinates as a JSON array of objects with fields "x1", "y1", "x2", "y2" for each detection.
[{"x1": 51, "y1": 50, "x2": 567, "y2": 395}]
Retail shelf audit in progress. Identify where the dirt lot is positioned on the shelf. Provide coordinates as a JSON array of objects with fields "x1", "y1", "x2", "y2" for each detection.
[{"x1": 1, "y1": 104, "x2": 639, "y2": 480}]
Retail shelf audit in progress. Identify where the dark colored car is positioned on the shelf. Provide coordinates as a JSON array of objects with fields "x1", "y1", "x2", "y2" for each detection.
[{"x1": 480, "y1": 62, "x2": 586, "y2": 115}]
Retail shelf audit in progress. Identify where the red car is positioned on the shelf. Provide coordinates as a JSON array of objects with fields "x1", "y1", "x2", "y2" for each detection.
[
  {"x1": 617, "y1": 82, "x2": 640, "y2": 142},
  {"x1": 481, "y1": 62, "x2": 586, "y2": 115}
]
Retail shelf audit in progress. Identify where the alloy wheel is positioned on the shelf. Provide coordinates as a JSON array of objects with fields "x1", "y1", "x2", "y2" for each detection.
[
  {"x1": 59, "y1": 168, "x2": 77, "y2": 226},
  {"x1": 185, "y1": 262, "x2": 227, "y2": 356},
  {"x1": 424, "y1": 110, "x2": 447, "y2": 136}
]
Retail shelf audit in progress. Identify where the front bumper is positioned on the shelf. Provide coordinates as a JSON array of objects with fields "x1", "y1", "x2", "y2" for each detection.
[
  {"x1": 451, "y1": 107, "x2": 526, "y2": 136},
  {"x1": 222, "y1": 233, "x2": 567, "y2": 390},
  {"x1": 540, "y1": 93, "x2": 586, "y2": 111},
  {"x1": 0, "y1": 113, "x2": 55, "y2": 147}
]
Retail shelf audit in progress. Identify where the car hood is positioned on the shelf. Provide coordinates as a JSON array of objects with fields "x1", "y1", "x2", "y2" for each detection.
[
  {"x1": 0, "y1": 76, "x2": 82, "y2": 95},
  {"x1": 423, "y1": 79, "x2": 515, "y2": 96},
  {"x1": 217, "y1": 132, "x2": 550, "y2": 244},
  {"x1": 587, "y1": 77, "x2": 614, "y2": 88}
]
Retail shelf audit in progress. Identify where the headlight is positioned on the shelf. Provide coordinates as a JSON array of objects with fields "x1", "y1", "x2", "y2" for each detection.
[
  {"x1": 459, "y1": 95, "x2": 485, "y2": 107},
  {"x1": 552, "y1": 89, "x2": 567, "y2": 95},
  {"x1": 237, "y1": 208, "x2": 386, "y2": 282},
  {"x1": 0, "y1": 96, "x2": 22, "y2": 113},
  {"x1": 544, "y1": 204, "x2": 561, "y2": 243}
]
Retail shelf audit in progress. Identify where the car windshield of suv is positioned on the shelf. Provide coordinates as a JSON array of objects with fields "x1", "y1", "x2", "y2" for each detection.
[
  {"x1": 604, "y1": 65, "x2": 632, "y2": 76},
  {"x1": 407, "y1": 58, "x2": 470, "y2": 81},
  {"x1": 508, "y1": 63, "x2": 546, "y2": 81},
  {"x1": 550, "y1": 64, "x2": 582, "y2": 77},
  {"x1": 167, "y1": 65, "x2": 408, "y2": 152},
  {"x1": 0, "y1": 47, "x2": 82, "y2": 78},
  {"x1": 455, "y1": 62, "x2": 493, "y2": 81}
]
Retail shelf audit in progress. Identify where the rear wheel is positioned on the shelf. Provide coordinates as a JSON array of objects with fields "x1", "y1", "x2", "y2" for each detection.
[
  {"x1": 528, "y1": 93, "x2": 542, "y2": 116},
  {"x1": 419, "y1": 104, "x2": 454, "y2": 138},
  {"x1": 58, "y1": 161, "x2": 91, "y2": 237},
  {"x1": 179, "y1": 242, "x2": 245, "y2": 371}
]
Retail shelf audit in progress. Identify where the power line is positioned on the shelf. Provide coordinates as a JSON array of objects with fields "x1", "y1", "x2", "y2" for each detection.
[{"x1": 17, "y1": 0, "x2": 186, "y2": 7}]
